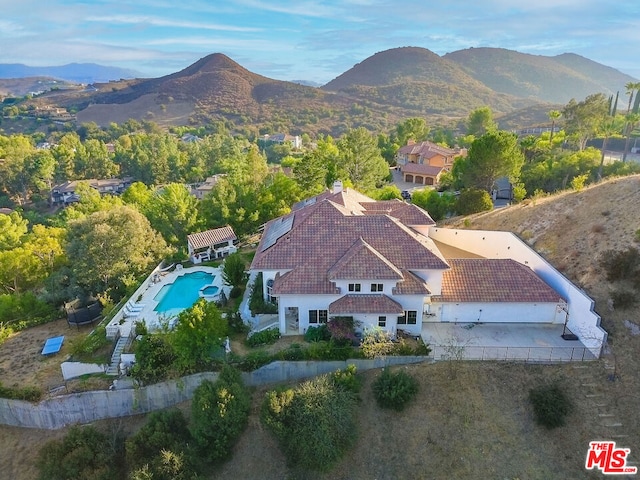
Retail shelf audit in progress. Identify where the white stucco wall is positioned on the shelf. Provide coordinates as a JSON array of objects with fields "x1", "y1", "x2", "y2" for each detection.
[
  {"x1": 409, "y1": 269, "x2": 444, "y2": 295},
  {"x1": 333, "y1": 279, "x2": 397, "y2": 295},
  {"x1": 428, "y1": 227, "x2": 606, "y2": 356},
  {"x1": 435, "y1": 302, "x2": 561, "y2": 324}
]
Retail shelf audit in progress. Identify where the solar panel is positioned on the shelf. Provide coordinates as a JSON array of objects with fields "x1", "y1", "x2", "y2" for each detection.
[
  {"x1": 42, "y1": 335, "x2": 65, "y2": 355},
  {"x1": 261, "y1": 214, "x2": 294, "y2": 251}
]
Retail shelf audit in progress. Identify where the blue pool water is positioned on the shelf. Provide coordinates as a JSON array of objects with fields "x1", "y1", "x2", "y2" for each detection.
[
  {"x1": 154, "y1": 272, "x2": 215, "y2": 313},
  {"x1": 201, "y1": 285, "x2": 219, "y2": 296}
]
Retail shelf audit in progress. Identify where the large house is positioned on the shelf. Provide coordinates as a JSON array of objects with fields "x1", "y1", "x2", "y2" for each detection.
[
  {"x1": 50, "y1": 177, "x2": 133, "y2": 205},
  {"x1": 395, "y1": 140, "x2": 466, "y2": 186},
  {"x1": 249, "y1": 182, "x2": 606, "y2": 359}
]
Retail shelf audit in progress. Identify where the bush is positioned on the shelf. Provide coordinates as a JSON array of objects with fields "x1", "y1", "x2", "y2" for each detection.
[
  {"x1": 455, "y1": 188, "x2": 493, "y2": 215},
  {"x1": 246, "y1": 327, "x2": 280, "y2": 347},
  {"x1": 304, "y1": 340, "x2": 356, "y2": 361},
  {"x1": 599, "y1": 247, "x2": 640, "y2": 282},
  {"x1": 69, "y1": 324, "x2": 111, "y2": 360},
  {"x1": 0, "y1": 382, "x2": 42, "y2": 402},
  {"x1": 529, "y1": 384, "x2": 572, "y2": 429},
  {"x1": 610, "y1": 289, "x2": 637, "y2": 309},
  {"x1": 248, "y1": 273, "x2": 278, "y2": 314},
  {"x1": 237, "y1": 349, "x2": 273, "y2": 371},
  {"x1": 276, "y1": 343, "x2": 305, "y2": 361},
  {"x1": 304, "y1": 324, "x2": 330, "y2": 343},
  {"x1": 190, "y1": 365, "x2": 251, "y2": 464},
  {"x1": 331, "y1": 364, "x2": 361, "y2": 394},
  {"x1": 327, "y1": 316, "x2": 357, "y2": 345},
  {"x1": 372, "y1": 368, "x2": 419, "y2": 411},
  {"x1": 130, "y1": 335, "x2": 176, "y2": 384},
  {"x1": 261, "y1": 375, "x2": 358, "y2": 472},
  {"x1": 37, "y1": 425, "x2": 122, "y2": 480},
  {"x1": 361, "y1": 327, "x2": 395, "y2": 359},
  {"x1": 229, "y1": 285, "x2": 242, "y2": 299},
  {"x1": 228, "y1": 311, "x2": 250, "y2": 335},
  {"x1": 125, "y1": 409, "x2": 194, "y2": 478}
]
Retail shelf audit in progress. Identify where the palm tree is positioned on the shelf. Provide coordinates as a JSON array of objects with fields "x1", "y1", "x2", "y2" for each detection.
[
  {"x1": 548, "y1": 110, "x2": 562, "y2": 142},
  {"x1": 622, "y1": 113, "x2": 640, "y2": 162},
  {"x1": 624, "y1": 82, "x2": 640, "y2": 114},
  {"x1": 598, "y1": 115, "x2": 625, "y2": 180}
]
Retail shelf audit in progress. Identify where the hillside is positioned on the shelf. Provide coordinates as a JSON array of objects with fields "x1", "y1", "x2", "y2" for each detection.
[
  {"x1": 322, "y1": 46, "x2": 530, "y2": 116},
  {"x1": 1, "y1": 177, "x2": 640, "y2": 479},
  {"x1": 444, "y1": 47, "x2": 636, "y2": 103}
]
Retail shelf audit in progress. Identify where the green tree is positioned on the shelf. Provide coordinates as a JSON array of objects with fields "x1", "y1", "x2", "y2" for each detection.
[
  {"x1": 146, "y1": 183, "x2": 200, "y2": 246},
  {"x1": 125, "y1": 409, "x2": 194, "y2": 480},
  {"x1": 293, "y1": 135, "x2": 338, "y2": 193},
  {"x1": 456, "y1": 188, "x2": 494, "y2": 215},
  {"x1": 466, "y1": 106, "x2": 497, "y2": 137},
  {"x1": 460, "y1": 130, "x2": 524, "y2": 191},
  {"x1": 171, "y1": 298, "x2": 228, "y2": 372},
  {"x1": 622, "y1": 112, "x2": 640, "y2": 162},
  {"x1": 190, "y1": 366, "x2": 251, "y2": 464},
  {"x1": 411, "y1": 189, "x2": 456, "y2": 221},
  {"x1": 563, "y1": 93, "x2": 609, "y2": 150},
  {"x1": 548, "y1": 110, "x2": 562, "y2": 142},
  {"x1": 66, "y1": 205, "x2": 171, "y2": 298},
  {"x1": 222, "y1": 252, "x2": 246, "y2": 287},
  {"x1": 36, "y1": 425, "x2": 122, "y2": 480},
  {"x1": 394, "y1": 117, "x2": 430, "y2": 147},
  {"x1": 0, "y1": 211, "x2": 28, "y2": 250},
  {"x1": 130, "y1": 335, "x2": 176, "y2": 385},
  {"x1": 597, "y1": 114, "x2": 625, "y2": 180},
  {"x1": 337, "y1": 127, "x2": 389, "y2": 191}
]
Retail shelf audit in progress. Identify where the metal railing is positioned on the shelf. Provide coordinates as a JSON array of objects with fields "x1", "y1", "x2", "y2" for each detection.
[{"x1": 430, "y1": 345, "x2": 597, "y2": 362}]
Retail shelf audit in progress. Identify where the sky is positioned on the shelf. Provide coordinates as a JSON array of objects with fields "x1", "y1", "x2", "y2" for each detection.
[{"x1": 1, "y1": 0, "x2": 639, "y2": 84}]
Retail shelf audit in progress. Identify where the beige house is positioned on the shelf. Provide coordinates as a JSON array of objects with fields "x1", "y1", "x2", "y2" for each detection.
[
  {"x1": 187, "y1": 226, "x2": 237, "y2": 264},
  {"x1": 396, "y1": 140, "x2": 466, "y2": 185}
]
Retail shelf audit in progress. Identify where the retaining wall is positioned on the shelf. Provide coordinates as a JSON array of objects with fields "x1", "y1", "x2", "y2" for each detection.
[{"x1": 0, "y1": 357, "x2": 426, "y2": 430}]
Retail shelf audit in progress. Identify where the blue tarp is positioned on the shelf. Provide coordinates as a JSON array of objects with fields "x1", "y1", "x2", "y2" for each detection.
[{"x1": 41, "y1": 335, "x2": 64, "y2": 355}]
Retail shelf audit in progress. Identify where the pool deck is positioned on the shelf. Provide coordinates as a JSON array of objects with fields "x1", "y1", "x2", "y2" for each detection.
[{"x1": 106, "y1": 265, "x2": 228, "y2": 338}]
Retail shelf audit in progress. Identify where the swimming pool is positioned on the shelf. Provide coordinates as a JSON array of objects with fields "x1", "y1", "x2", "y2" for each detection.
[
  {"x1": 154, "y1": 271, "x2": 215, "y2": 314},
  {"x1": 201, "y1": 285, "x2": 219, "y2": 296}
]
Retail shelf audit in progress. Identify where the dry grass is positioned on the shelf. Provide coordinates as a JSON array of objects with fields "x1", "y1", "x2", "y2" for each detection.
[{"x1": 2, "y1": 175, "x2": 640, "y2": 479}]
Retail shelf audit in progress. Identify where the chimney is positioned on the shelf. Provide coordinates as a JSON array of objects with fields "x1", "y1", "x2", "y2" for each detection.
[
  {"x1": 332, "y1": 180, "x2": 343, "y2": 193},
  {"x1": 407, "y1": 139, "x2": 416, "y2": 146}
]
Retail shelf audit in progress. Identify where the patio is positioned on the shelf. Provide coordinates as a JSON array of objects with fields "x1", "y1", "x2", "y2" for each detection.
[{"x1": 422, "y1": 322, "x2": 596, "y2": 362}]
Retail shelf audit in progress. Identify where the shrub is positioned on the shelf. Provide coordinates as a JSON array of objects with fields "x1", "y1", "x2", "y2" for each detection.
[
  {"x1": 221, "y1": 252, "x2": 246, "y2": 287},
  {"x1": 125, "y1": 409, "x2": 194, "y2": 478},
  {"x1": 361, "y1": 327, "x2": 395, "y2": 359},
  {"x1": 610, "y1": 289, "x2": 637, "y2": 309},
  {"x1": 229, "y1": 285, "x2": 242, "y2": 299},
  {"x1": 130, "y1": 335, "x2": 176, "y2": 384},
  {"x1": 237, "y1": 349, "x2": 273, "y2": 371},
  {"x1": 304, "y1": 340, "x2": 356, "y2": 361},
  {"x1": 372, "y1": 368, "x2": 419, "y2": 411},
  {"x1": 599, "y1": 247, "x2": 640, "y2": 281},
  {"x1": 304, "y1": 324, "x2": 331, "y2": 342},
  {"x1": 37, "y1": 425, "x2": 122, "y2": 480},
  {"x1": 0, "y1": 382, "x2": 42, "y2": 402},
  {"x1": 228, "y1": 311, "x2": 250, "y2": 335},
  {"x1": 261, "y1": 375, "x2": 358, "y2": 472},
  {"x1": 331, "y1": 364, "x2": 361, "y2": 394},
  {"x1": 70, "y1": 324, "x2": 111, "y2": 360},
  {"x1": 529, "y1": 384, "x2": 572, "y2": 429},
  {"x1": 276, "y1": 343, "x2": 305, "y2": 361},
  {"x1": 190, "y1": 365, "x2": 251, "y2": 464},
  {"x1": 327, "y1": 316, "x2": 357, "y2": 345},
  {"x1": 246, "y1": 326, "x2": 280, "y2": 347},
  {"x1": 455, "y1": 188, "x2": 493, "y2": 215},
  {"x1": 248, "y1": 272, "x2": 278, "y2": 314}
]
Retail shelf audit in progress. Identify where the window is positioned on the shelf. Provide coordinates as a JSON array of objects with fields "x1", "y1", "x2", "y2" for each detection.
[
  {"x1": 370, "y1": 283, "x2": 383, "y2": 292},
  {"x1": 348, "y1": 283, "x2": 361, "y2": 292},
  {"x1": 378, "y1": 316, "x2": 386, "y2": 327},
  {"x1": 309, "y1": 310, "x2": 328, "y2": 324},
  {"x1": 397, "y1": 311, "x2": 418, "y2": 325}
]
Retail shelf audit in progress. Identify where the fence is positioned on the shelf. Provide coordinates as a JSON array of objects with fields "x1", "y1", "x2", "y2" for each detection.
[
  {"x1": 0, "y1": 357, "x2": 427, "y2": 430},
  {"x1": 430, "y1": 345, "x2": 598, "y2": 362}
]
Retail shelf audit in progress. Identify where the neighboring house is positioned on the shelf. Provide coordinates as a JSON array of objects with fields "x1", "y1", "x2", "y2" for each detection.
[
  {"x1": 191, "y1": 174, "x2": 225, "y2": 200},
  {"x1": 262, "y1": 133, "x2": 302, "y2": 149},
  {"x1": 249, "y1": 181, "x2": 606, "y2": 358},
  {"x1": 396, "y1": 140, "x2": 466, "y2": 185},
  {"x1": 50, "y1": 177, "x2": 133, "y2": 205},
  {"x1": 187, "y1": 226, "x2": 238, "y2": 264}
]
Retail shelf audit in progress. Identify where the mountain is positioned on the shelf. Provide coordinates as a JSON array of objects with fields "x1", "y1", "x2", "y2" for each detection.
[
  {"x1": 443, "y1": 47, "x2": 636, "y2": 103},
  {"x1": 0, "y1": 63, "x2": 142, "y2": 83},
  {"x1": 322, "y1": 46, "x2": 529, "y2": 116}
]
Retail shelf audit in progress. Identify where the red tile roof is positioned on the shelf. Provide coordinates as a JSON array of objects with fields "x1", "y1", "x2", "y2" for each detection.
[
  {"x1": 433, "y1": 259, "x2": 564, "y2": 303},
  {"x1": 328, "y1": 237, "x2": 403, "y2": 280},
  {"x1": 397, "y1": 141, "x2": 458, "y2": 158},
  {"x1": 401, "y1": 163, "x2": 443, "y2": 176},
  {"x1": 392, "y1": 270, "x2": 431, "y2": 295},
  {"x1": 329, "y1": 294, "x2": 404, "y2": 314},
  {"x1": 187, "y1": 226, "x2": 237, "y2": 250},
  {"x1": 360, "y1": 201, "x2": 436, "y2": 226},
  {"x1": 252, "y1": 189, "x2": 448, "y2": 295}
]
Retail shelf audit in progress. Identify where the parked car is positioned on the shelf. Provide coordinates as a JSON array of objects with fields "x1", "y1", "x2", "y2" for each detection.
[{"x1": 401, "y1": 190, "x2": 412, "y2": 200}]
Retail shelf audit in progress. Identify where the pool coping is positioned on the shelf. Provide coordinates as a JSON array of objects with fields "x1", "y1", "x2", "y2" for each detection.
[{"x1": 106, "y1": 265, "x2": 227, "y2": 339}]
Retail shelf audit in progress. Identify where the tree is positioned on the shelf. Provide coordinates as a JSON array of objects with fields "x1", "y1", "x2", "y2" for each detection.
[
  {"x1": 460, "y1": 130, "x2": 524, "y2": 192},
  {"x1": 548, "y1": 110, "x2": 562, "y2": 142},
  {"x1": 622, "y1": 112, "x2": 640, "y2": 162},
  {"x1": 222, "y1": 252, "x2": 246, "y2": 287},
  {"x1": 0, "y1": 211, "x2": 28, "y2": 250},
  {"x1": 466, "y1": 106, "x2": 497, "y2": 137},
  {"x1": 456, "y1": 188, "x2": 493, "y2": 215},
  {"x1": 130, "y1": 335, "x2": 176, "y2": 385},
  {"x1": 336, "y1": 127, "x2": 389, "y2": 191},
  {"x1": 597, "y1": 115, "x2": 625, "y2": 180},
  {"x1": 171, "y1": 298, "x2": 228, "y2": 372},
  {"x1": 190, "y1": 366, "x2": 251, "y2": 464},
  {"x1": 394, "y1": 117, "x2": 430, "y2": 147},
  {"x1": 293, "y1": 135, "x2": 338, "y2": 193},
  {"x1": 411, "y1": 189, "x2": 456, "y2": 221},
  {"x1": 563, "y1": 93, "x2": 609, "y2": 150},
  {"x1": 66, "y1": 205, "x2": 171, "y2": 298},
  {"x1": 125, "y1": 409, "x2": 194, "y2": 480},
  {"x1": 146, "y1": 183, "x2": 200, "y2": 246},
  {"x1": 36, "y1": 425, "x2": 122, "y2": 480}
]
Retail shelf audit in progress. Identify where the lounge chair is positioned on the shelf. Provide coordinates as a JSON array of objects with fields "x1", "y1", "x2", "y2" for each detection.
[{"x1": 126, "y1": 301, "x2": 145, "y2": 311}]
